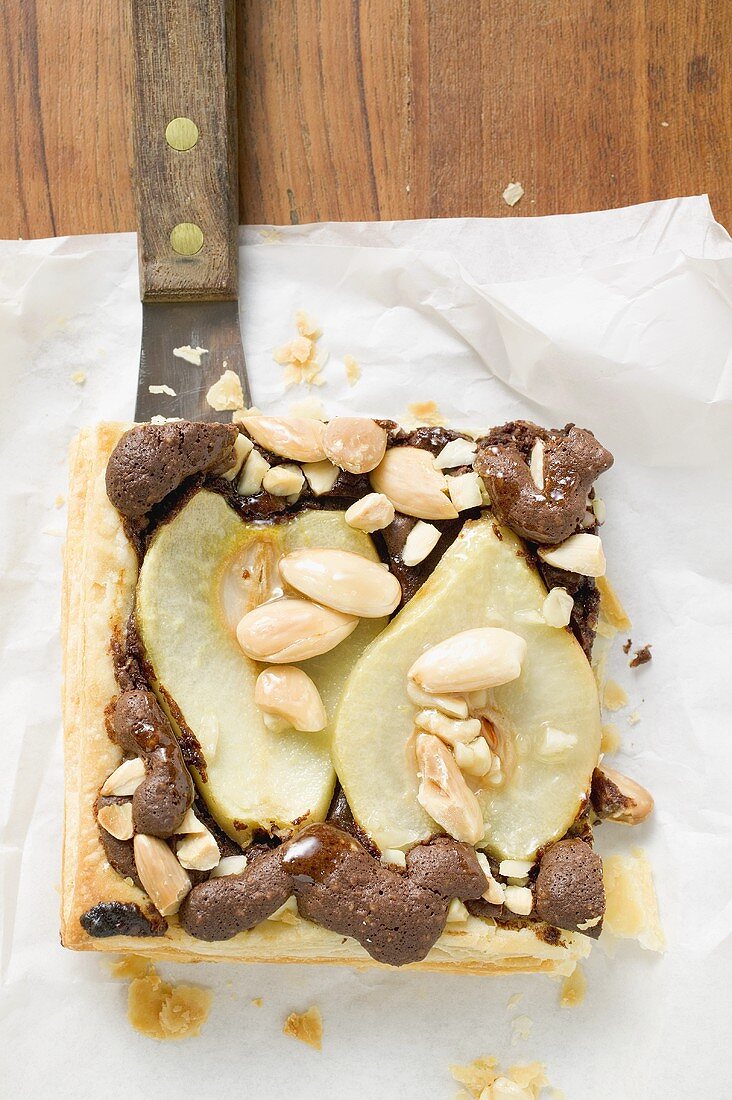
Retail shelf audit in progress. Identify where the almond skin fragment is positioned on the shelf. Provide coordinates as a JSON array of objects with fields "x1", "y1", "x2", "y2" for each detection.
[
  {"x1": 240, "y1": 416, "x2": 327, "y2": 462},
  {"x1": 323, "y1": 417, "x2": 387, "y2": 474},
  {"x1": 408, "y1": 627, "x2": 527, "y2": 693},
  {"x1": 236, "y1": 598, "x2": 358, "y2": 663},
  {"x1": 255, "y1": 666, "x2": 327, "y2": 732},
  {"x1": 279, "y1": 547, "x2": 401, "y2": 617},
  {"x1": 133, "y1": 834, "x2": 191, "y2": 917},
  {"x1": 415, "y1": 733, "x2": 484, "y2": 845},
  {"x1": 370, "y1": 446, "x2": 459, "y2": 521}
]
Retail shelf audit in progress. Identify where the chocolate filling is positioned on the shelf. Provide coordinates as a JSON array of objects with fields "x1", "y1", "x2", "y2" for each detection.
[{"x1": 179, "y1": 823, "x2": 488, "y2": 966}]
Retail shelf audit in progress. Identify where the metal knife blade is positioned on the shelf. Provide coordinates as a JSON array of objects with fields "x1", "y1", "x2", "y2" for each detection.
[{"x1": 135, "y1": 300, "x2": 250, "y2": 424}]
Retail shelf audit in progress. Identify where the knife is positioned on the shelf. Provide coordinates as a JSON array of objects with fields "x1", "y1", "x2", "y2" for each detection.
[{"x1": 130, "y1": 0, "x2": 249, "y2": 423}]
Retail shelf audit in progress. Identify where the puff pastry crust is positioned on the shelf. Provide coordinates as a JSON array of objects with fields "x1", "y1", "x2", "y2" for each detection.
[{"x1": 60, "y1": 423, "x2": 589, "y2": 975}]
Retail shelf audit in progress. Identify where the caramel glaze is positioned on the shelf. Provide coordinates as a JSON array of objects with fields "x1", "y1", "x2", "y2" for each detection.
[{"x1": 179, "y1": 823, "x2": 488, "y2": 966}]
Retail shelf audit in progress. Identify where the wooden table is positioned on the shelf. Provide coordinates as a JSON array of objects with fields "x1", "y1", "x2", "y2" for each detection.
[{"x1": 3, "y1": 0, "x2": 730, "y2": 239}]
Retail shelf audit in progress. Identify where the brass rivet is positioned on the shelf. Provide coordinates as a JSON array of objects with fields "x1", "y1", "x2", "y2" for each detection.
[
  {"x1": 165, "y1": 117, "x2": 199, "y2": 151},
  {"x1": 170, "y1": 222, "x2": 204, "y2": 256}
]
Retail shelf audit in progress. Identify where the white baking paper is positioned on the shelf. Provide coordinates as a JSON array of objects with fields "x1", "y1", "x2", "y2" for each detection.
[{"x1": 1, "y1": 196, "x2": 731, "y2": 1100}]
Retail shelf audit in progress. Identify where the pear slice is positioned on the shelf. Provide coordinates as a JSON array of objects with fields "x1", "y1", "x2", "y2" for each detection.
[
  {"x1": 331, "y1": 517, "x2": 601, "y2": 860},
  {"x1": 136, "y1": 490, "x2": 387, "y2": 844}
]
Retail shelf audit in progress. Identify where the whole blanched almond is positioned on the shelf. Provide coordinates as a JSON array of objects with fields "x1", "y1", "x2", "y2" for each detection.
[
  {"x1": 236, "y1": 597, "x2": 358, "y2": 662},
  {"x1": 133, "y1": 834, "x2": 191, "y2": 916},
  {"x1": 323, "y1": 417, "x2": 387, "y2": 474},
  {"x1": 370, "y1": 446, "x2": 459, "y2": 521},
  {"x1": 240, "y1": 416, "x2": 327, "y2": 462},
  {"x1": 279, "y1": 547, "x2": 401, "y2": 617},
  {"x1": 408, "y1": 627, "x2": 527, "y2": 693},
  {"x1": 255, "y1": 665, "x2": 327, "y2": 732},
  {"x1": 415, "y1": 733, "x2": 484, "y2": 845}
]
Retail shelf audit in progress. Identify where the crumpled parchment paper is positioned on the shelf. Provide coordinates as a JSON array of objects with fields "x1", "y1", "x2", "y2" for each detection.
[{"x1": 0, "y1": 196, "x2": 730, "y2": 1099}]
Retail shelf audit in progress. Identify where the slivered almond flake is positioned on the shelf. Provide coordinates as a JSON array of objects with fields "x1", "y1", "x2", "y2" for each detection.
[
  {"x1": 295, "y1": 310, "x2": 321, "y2": 338},
  {"x1": 401, "y1": 521, "x2": 441, "y2": 566},
  {"x1": 302, "y1": 459, "x2": 339, "y2": 495},
  {"x1": 434, "y1": 437, "x2": 477, "y2": 469},
  {"x1": 502, "y1": 181, "x2": 525, "y2": 207},
  {"x1": 447, "y1": 470, "x2": 483, "y2": 512},
  {"x1": 173, "y1": 345, "x2": 208, "y2": 366},
  {"x1": 97, "y1": 802, "x2": 134, "y2": 841},
  {"x1": 283, "y1": 1006, "x2": 323, "y2": 1050},
  {"x1": 206, "y1": 369, "x2": 244, "y2": 411},
  {"x1": 237, "y1": 450, "x2": 270, "y2": 496},
  {"x1": 274, "y1": 313, "x2": 326, "y2": 387},
  {"x1": 101, "y1": 757, "x2": 145, "y2": 797},
  {"x1": 529, "y1": 438, "x2": 545, "y2": 490}
]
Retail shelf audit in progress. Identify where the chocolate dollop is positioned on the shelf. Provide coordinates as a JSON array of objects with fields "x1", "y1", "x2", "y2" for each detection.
[
  {"x1": 179, "y1": 824, "x2": 488, "y2": 966},
  {"x1": 80, "y1": 900, "x2": 168, "y2": 938},
  {"x1": 534, "y1": 838, "x2": 605, "y2": 938},
  {"x1": 475, "y1": 421, "x2": 613, "y2": 545},
  {"x1": 106, "y1": 421, "x2": 239, "y2": 521},
  {"x1": 112, "y1": 690, "x2": 194, "y2": 838}
]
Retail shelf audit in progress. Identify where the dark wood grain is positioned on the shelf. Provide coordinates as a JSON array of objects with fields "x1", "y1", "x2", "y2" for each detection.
[
  {"x1": 130, "y1": 0, "x2": 238, "y2": 300},
  {"x1": 1, "y1": 0, "x2": 730, "y2": 239}
]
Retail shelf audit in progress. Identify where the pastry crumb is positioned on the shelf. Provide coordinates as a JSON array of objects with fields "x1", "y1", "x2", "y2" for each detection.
[
  {"x1": 506, "y1": 992, "x2": 523, "y2": 1011},
  {"x1": 173, "y1": 345, "x2": 208, "y2": 366},
  {"x1": 502, "y1": 182, "x2": 524, "y2": 207},
  {"x1": 627, "y1": 710, "x2": 641, "y2": 726},
  {"x1": 630, "y1": 644, "x2": 652, "y2": 668},
  {"x1": 603, "y1": 680, "x2": 628, "y2": 711},
  {"x1": 600, "y1": 722, "x2": 621, "y2": 754},
  {"x1": 560, "y1": 964, "x2": 587, "y2": 1007},
  {"x1": 288, "y1": 395, "x2": 328, "y2": 420},
  {"x1": 344, "y1": 354, "x2": 361, "y2": 386},
  {"x1": 274, "y1": 312, "x2": 327, "y2": 388},
  {"x1": 127, "y1": 963, "x2": 212, "y2": 1040},
  {"x1": 111, "y1": 954, "x2": 150, "y2": 981},
  {"x1": 259, "y1": 228, "x2": 283, "y2": 243},
  {"x1": 283, "y1": 1005, "x2": 322, "y2": 1050},
  {"x1": 251, "y1": 997, "x2": 263, "y2": 1008},
  {"x1": 510, "y1": 1014, "x2": 533, "y2": 1046},
  {"x1": 596, "y1": 576, "x2": 632, "y2": 632},
  {"x1": 54, "y1": 494, "x2": 66, "y2": 509},
  {"x1": 603, "y1": 848, "x2": 665, "y2": 952},
  {"x1": 71, "y1": 370, "x2": 87, "y2": 385},
  {"x1": 148, "y1": 383, "x2": 177, "y2": 396},
  {"x1": 405, "y1": 400, "x2": 445, "y2": 427},
  {"x1": 206, "y1": 369, "x2": 244, "y2": 411},
  {"x1": 450, "y1": 1054, "x2": 550, "y2": 1098}
]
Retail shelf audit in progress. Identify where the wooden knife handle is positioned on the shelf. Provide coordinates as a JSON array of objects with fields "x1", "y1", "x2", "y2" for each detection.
[{"x1": 130, "y1": 0, "x2": 239, "y2": 302}]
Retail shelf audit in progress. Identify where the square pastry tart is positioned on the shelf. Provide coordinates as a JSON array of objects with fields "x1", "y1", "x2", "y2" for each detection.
[{"x1": 61, "y1": 414, "x2": 652, "y2": 973}]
